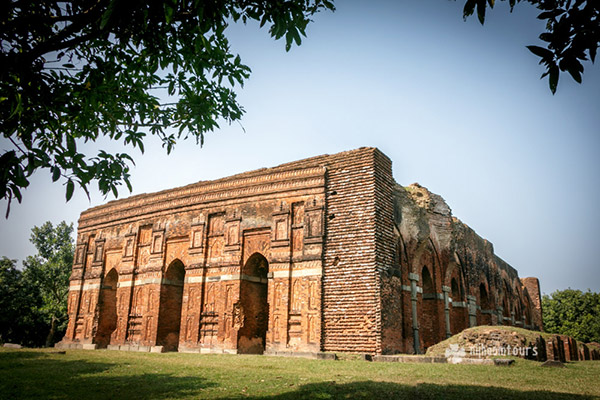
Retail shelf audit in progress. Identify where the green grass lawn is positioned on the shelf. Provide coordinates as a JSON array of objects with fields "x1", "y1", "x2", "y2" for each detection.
[{"x1": 1, "y1": 348, "x2": 599, "y2": 399}]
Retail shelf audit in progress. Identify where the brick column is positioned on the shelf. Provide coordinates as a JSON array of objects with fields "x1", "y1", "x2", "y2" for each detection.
[
  {"x1": 442, "y1": 286, "x2": 451, "y2": 338},
  {"x1": 467, "y1": 295, "x2": 477, "y2": 327},
  {"x1": 409, "y1": 272, "x2": 420, "y2": 354},
  {"x1": 497, "y1": 306, "x2": 503, "y2": 326}
]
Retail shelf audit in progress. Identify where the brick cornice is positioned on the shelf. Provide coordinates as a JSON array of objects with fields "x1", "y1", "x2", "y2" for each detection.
[{"x1": 78, "y1": 167, "x2": 326, "y2": 231}]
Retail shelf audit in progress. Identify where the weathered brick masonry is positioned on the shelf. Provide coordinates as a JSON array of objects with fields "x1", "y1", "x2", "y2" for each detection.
[{"x1": 58, "y1": 148, "x2": 543, "y2": 354}]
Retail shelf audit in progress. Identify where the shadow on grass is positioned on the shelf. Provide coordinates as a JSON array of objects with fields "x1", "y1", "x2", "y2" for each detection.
[
  {"x1": 251, "y1": 381, "x2": 595, "y2": 400},
  {"x1": 0, "y1": 351, "x2": 594, "y2": 400},
  {"x1": 0, "y1": 351, "x2": 215, "y2": 399}
]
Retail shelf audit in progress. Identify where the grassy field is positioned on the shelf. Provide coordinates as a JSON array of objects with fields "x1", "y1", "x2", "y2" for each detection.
[{"x1": 1, "y1": 348, "x2": 599, "y2": 399}]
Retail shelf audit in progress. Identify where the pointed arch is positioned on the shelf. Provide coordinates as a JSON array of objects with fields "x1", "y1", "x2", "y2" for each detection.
[{"x1": 410, "y1": 239, "x2": 444, "y2": 353}]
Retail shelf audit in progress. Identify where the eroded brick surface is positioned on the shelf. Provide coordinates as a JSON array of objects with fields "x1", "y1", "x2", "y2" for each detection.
[{"x1": 59, "y1": 148, "x2": 542, "y2": 355}]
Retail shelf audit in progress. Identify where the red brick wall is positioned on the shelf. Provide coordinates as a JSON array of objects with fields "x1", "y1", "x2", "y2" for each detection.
[
  {"x1": 521, "y1": 277, "x2": 544, "y2": 331},
  {"x1": 321, "y1": 148, "x2": 383, "y2": 353}
]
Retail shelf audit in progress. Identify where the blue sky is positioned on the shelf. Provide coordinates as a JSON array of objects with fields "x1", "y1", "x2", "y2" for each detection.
[{"x1": 1, "y1": 0, "x2": 599, "y2": 294}]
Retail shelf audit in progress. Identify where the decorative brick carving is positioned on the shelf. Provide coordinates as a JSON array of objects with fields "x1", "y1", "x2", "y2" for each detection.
[
  {"x1": 304, "y1": 199, "x2": 323, "y2": 244},
  {"x1": 123, "y1": 236, "x2": 135, "y2": 259},
  {"x1": 225, "y1": 212, "x2": 241, "y2": 251},
  {"x1": 271, "y1": 204, "x2": 290, "y2": 248},
  {"x1": 92, "y1": 237, "x2": 104, "y2": 263},
  {"x1": 75, "y1": 242, "x2": 86, "y2": 266},
  {"x1": 189, "y1": 216, "x2": 206, "y2": 255},
  {"x1": 151, "y1": 230, "x2": 164, "y2": 256}
]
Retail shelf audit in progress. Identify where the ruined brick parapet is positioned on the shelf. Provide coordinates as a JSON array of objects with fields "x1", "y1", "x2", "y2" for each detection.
[
  {"x1": 383, "y1": 182, "x2": 543, "y2": 353},
  {"x1": 521, "y1": 277, "x2": 544, "y2": 331}
]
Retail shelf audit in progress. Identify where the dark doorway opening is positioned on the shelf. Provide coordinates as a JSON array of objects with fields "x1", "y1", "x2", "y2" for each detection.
[
  {"x1": 238, "y1": 253, "x2": 269, "y2": 354},
  {"x1": 157, "y1": 260, "x2": 185, "y2": 351},
  {"x1": 95, "y1": 268, "x2": 118, "y2": 348},
  {"x1": 420, "y1": 265, "x2": 440, "y2": 350},
  {"x1": 479, "y1": 283, "x2": 492, "y2": 325}
]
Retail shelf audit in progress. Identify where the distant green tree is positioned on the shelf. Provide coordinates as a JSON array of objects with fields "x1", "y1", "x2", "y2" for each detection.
[
  {"x1": 22, "y1": 221, "x2": 74, "y2": 346},
  {"x1": 0, "y1": 257, "x2": 45, "y2": 346},
  {"x1": 542, "y1": 289, "x2": 600, "y2": 343},
  {"x1": 0, "y1": 257, "x2": 24, "y2": 343}
]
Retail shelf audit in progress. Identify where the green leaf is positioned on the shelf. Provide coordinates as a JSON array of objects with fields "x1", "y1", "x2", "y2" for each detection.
[
  {"x1": 292, "y1": 27, "x2": 302, "y2": 46},
  {"x1": 66, "y1": 135, "x2": 76, "y2": 154},
  {"x1": 549, "y1": 65, "x2": 559, "y2": 94},
  {"x1": 567, "y1": 65, "x2": 582, "y2": 83},
  {"x1": 537, "y1": 9, "x2": 565, "y2": 20},
  {"x1": 476, "y1": 0, "x2": 486, "y2": 25},
  {"x1": 12, "y1": 187, "x2": 22, "y2": 203},
  {"x1": 100, "y1": 0, "x2": 117, "y2": 30},
  {"x1": 66, "y1": 180, "x2": 74, "y2": 201},
  {"x1": 285, "y1": 31, "x2": 293, "y2": 52},
  {"x1": 463, "y1": 0, "x2": 476, "y2": 20},
  {"x1": 164, "y1": 3, "x2": 175, "y2": 24},
  {"x1": 260, "y1": 14, "x2": 268, "y2": 28},
  {"x1": 52, "y1": 166, "x2": 60, "y2": 182},
  {"x1": 526, "y1": 45, "x2": 553, "y2": 60}
]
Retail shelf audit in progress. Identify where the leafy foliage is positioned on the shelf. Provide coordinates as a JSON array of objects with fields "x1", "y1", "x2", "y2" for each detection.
[
  {"x1": 0, "y1": 221, "x2": 73, "y2": 346},
  {"x1": 0, "y1": 0, "x2": 335, "y2": 213},
  {"x1": 0, "y1": 257, "x2": 47, "y2": 347},
  {"x1": 462, "y1": 0, "x2": 599, "y2": 93},
  {"x1": 542, "y1": 288, "x2": 600, "y2": 343}
]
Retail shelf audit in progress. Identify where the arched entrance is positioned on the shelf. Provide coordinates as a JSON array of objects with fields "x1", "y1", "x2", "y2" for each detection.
[
  {"x1": 157, "y1": 259, "x2": 185, "y2": 351},
  {"x1": 238, "y1": 253, "x2": 269, "y2": 354},
  {"x1": 95, "y1": 268, "x2": 118, "y2": 348}
]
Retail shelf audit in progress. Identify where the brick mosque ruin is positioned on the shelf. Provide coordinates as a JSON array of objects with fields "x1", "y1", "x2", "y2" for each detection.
[{"x1": 58, "y1": 147, "x2": 543, "y2": 355}]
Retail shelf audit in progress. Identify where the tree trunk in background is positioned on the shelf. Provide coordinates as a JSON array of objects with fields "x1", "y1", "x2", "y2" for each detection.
[{"x1": 45, "y1": 317, "x2": 56, "y2": 347}]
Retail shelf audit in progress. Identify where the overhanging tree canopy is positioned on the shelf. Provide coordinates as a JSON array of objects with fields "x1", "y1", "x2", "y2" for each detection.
[
  {"x1": 0, "y1": 0, "x2": 335, "y2": 214},
  {"x1": 1, "y1": 0, "x2": 597, "y2": 215}
]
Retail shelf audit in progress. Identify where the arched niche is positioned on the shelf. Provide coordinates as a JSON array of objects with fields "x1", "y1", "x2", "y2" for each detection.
[
  {"x1": 157, "y1": 259, "x2": 185, "y2": 351},
  {"x1": 238, "y1": 252, "x2": 269, "y2": 354},
  {"x1": 95, "y1": 268, "x2": 118, "y2": 348}
]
